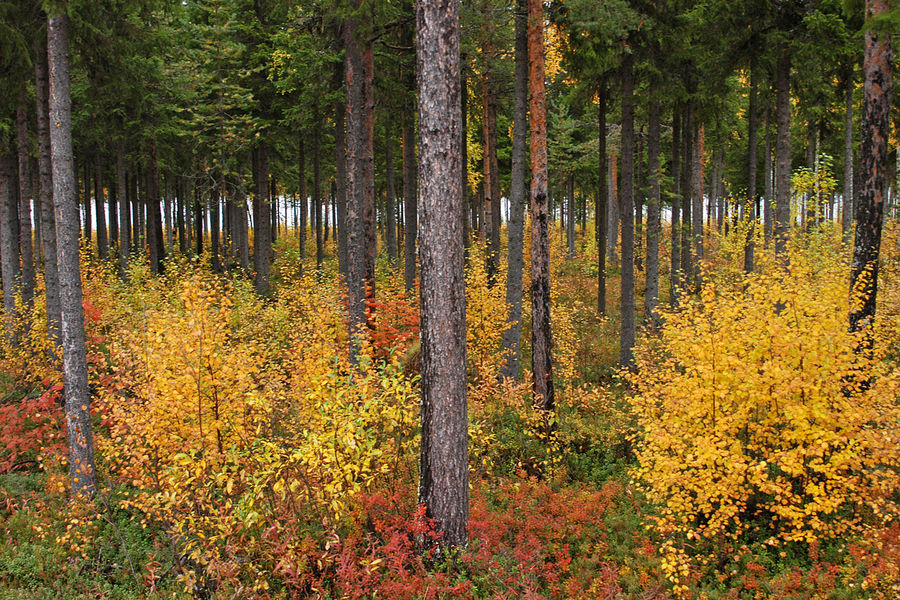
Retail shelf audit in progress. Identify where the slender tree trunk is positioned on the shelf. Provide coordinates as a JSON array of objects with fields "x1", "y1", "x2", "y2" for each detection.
[
  {"x1": 850, "y1": 0, "x2": 892, "y2": 335},
  {"x1": 94, "y1": 155, "x2": 108, "y2": 260},
  {"x1": 607, "y1": 157, "x2": 618, "y2": 262},
  {"x1": 528, "y1": 0, "x2": 554, "y2": 413},
  {"x1": 83, "y1": 162, "x2": 91, "y2": 250},
  {"x1": 692, "y1": 124, "x2": 704, "y2": 283},
  {"x1": 16, "y1": 101, "x2": 35, "y2": 307},
  {"x1": 501, "y1": 0, "x2": 528, "y2": 380},
  {"x1": 314, "y1": 115, "x2": 324, "y2": 269},
  {"x1": 764, "y1": 113, "x2": 774, "y2": 245},
  {"x1": 0, "y1": 156, "x2": 19, "y2": 337},
  {"x1": 35, "y1": 34, "x2": 61, "y2": 339},
  {"x1": 775, "y1": 48, "x2": 792, "y2": 262},
  {"x1": 416, "y1": 0, "x2": 468, "y2": 549},
  {"x1": 108, "y1": 157, "x2": 118, "y2": 255},
  {"x1": 671, "y1": 104, "x2": 682, "y2": 303},
  {"x1": 745, "y1": 64, "x2": 758, "y2": 272},
  {"x1": 843, "y1": 76, "x2": 854, "y2": 243},
  {"x1": 177, "y1": 179, "x2": 186, "y2": 254},
  {"x1": 385, "y1": 121, "x2": 398, "y2": 264},
  {"x1": 48, "y1": 12, "x2": 97, "y2": 496},
  {"x1": 567, "y1": 173, "x2": 575, "y2": 258},
  {"x1": 645, "y1": 100, "x2": 661, "y2": 327},
  {"x1": 33, "y1": 165, "x2": 42, "y2": 266},
  {"x1": 680, "y1": 106, "x2": 693, "y2": 286},
  {"x1": 194, "y1": 186, "x2": 203, "y2": 256},
  {"x1": 481, "y1": 75, "x2": 500, "y2": 280},
  {"x1": 164, "y1": 176, "x2": 173, "y2": 255},
  {"x1": 146, "y1": 144, "x2": 164, "y2": 273},
  {"x1": 116, "y1": 140, "x2": 129, "y2": 278},
  {"x1": 635, "y1": 128, "x2": 643, "y2": 271},
  {"x1": 298, "y1": 137, "x2": 307, "y2": 265},
  {"x1": 403, "y1": 100, "x2": 418, "y2": 293},
  {"x1": 461, "y1": 57, "x2": 469, "y2": 250},
  {"x1": 620, "y1": 51, "x2": 635, "y2": 366},
  {"x1": 252, "y1": 143, "x2": 271, "y2": 294},
  {"x1": 597, "y1": 83, "x2": 607, "y2": 315},
  {"x1": 210, "y1": 182, "x2": 221, "y2": 272},
  {"x1": 335, "y1": 92, "x2": 349, "y2": 278}
]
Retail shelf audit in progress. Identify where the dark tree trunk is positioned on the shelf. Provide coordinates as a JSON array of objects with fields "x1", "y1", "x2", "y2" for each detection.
[
  {"x1": 314, "y1": 115, "x2": 324, "y2": 268},
  {"x1": 461, "y1": 58, "x2": 469, "y2": 250},
  {"x1": 745, "y1": 64, "x2": 758, "y2": 272},
  {"x1": 692, "y1": 124, "x2": 704, "y2": 283},
  {"x1": 94, "y1": 155, "x2": 108, "y2": 260},
  {"x1": 680, "y1": 106, "x2": 693, "y2": 287},
  {"x1": 607, "y1": 157, "x2": 618, "y2": 262},
  {"x1": 403, "y1": 108, "x2": 418, "y2": 293},
  {"x1": 774, "y1": 48, "x2": 792, "y2": 262},
  {"x1": 481, "y1": 75, "x2": 500, "y2": 280},
  {"x1": 670, "y1": 104, "x2": 681, "y2": 303},
  {"x1": 501, "y1": 0, "x2": 528, "y2": 380},
  {"x1": 210, "y1": 182, "x2": 221, "y2": 272},
  {"x1": 843, "y1": 75, "x2": 854, "y2": 243},
  {"x1": 83, "y1": 162, "x2": 91, "y2": 250},
  {"x1": 597, "y1": 82, "x2": 607, "y2": 315},
  {"x1": 35, "y1": 34, "x2": 61, "y2": 339},
  {"x1": 645, "y1": 100, "x2": 661, "y2": 327},
  {"x1": 48, "y1": 12, "x2": 97, "y2": 496},
  {"x1": 116, "y1": 140, "x2": 129, "y2": 278},
  {"x1": 177, "y1": 178, "x2": 186, "y2": 254},
  {"x1": 164, "y1": 177, "x2": 173, "y2": 255},
  {"x1": 850, "y1": 0, "x2": 892, "y2": 335},
  {"x1": 620, "y1": 51, "x2": 635, "y2": 367},
  {"x1": 194, "y1": 186, "x2": 203, "y2": 256},
  {"x1": 16, "y1": 100, "x2": 35, "y2": 307},
  {"x1": 108, "y1": 157, "x2": 118, "y2": 255},
  {"x1": 298, "y1": 136, "x2": 307, "y2": 265},
  {"x1": 131, "y1": 167, "x2": 140, "y2": 252},
  {"x1": 528, "y1": 0, "x2": 554, "y2": 413},
  {"x1": 385, "y1": 121, "x2": 398, "y2": 264},
  {"x1": 0, "y1": 156, "x2": 19, "y2": 336},
  {"x1": 253, "y1": 143, "x2": 271, "y2": 294},
  {"x1": 764, "y1": 113, "x2": 774, "y2": 245},
  {"x1": 335, "y1": 92, "x2": 349, "y2": 278},
  {"x1": 416, "y1": 0, "x2": 469, "y2": 549},
  {"x1": 146, "y1": 144, "x2": 164, "y2": 273},
  {"x1": 635, "y1": 127, "x2": 643, "y2": 271},
  {"x1": 566, "y1": 173, "x2": 575, "y2": 258}
]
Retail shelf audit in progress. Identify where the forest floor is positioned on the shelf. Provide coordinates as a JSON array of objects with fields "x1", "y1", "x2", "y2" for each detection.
[{"x1": 0, "y1": 223, "x2": 898, "y2": 599}]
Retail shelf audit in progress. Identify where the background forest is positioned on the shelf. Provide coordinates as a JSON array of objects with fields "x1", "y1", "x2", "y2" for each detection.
[{"x1": 1, "y1": 0, "x2": 900, "y2": 598}]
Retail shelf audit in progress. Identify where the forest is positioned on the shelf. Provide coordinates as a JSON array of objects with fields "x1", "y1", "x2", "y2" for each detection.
[{"x1": 1, "y1": 0, "x2": 899, "y2": 597}]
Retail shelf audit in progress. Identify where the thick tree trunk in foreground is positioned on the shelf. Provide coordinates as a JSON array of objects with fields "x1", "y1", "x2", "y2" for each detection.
[
  {"x1": 16, "y1": 101, "x2": 35, "y2": 307},
  {"x1": 619, "y1": 51, "x2": 635, "y2": 366},
  {"x1": 416, "y1": 0, "x2": 469, "y2": 549},
  {"x1": 843, "y1": 77, "x2": 855, "y2": 243},
  {"x1": 645, "y1": 100, "x2": 661, "y2": 327},
  {"x1": 774, "y1": 48, "x2": 792, "y2": 262},
  {"x1": 597, "y1": 83, "x2": 607, "y2": 315},
  {"x1": 501, "y1": 0, "x2": 528, "y2": 380},
  {"x1": 528, "y1": 0, "x2": 554, "y2": 413},
  {"x1": 48, "y1": 12, "x2": 97, "y2": 496},
  {"x1": 850, "y1": 0, "x2": 892, "y2": 335},
  {"x1": 35, "y1": 35, "x2": 61, "y2": 339}
]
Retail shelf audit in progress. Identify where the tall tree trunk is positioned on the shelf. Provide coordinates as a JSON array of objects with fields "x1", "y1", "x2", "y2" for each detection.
[
  {"x1": 94, "y1": 155, "x2": 108, "y2": 260},
  {"x1": 461, "y1": 57, "x2": 469, "y2": 250},
  {"x1": 764, "y1": 113, "x2": 774, "y2": 245},
  {"x1": 850, "y1": 0, "x2": 892, "y2": 335},
  {"x1": 16, "y1": 101, "x2": 35, "y2": 308},
  {"x1": 774, "y1": 48, "x2": 792, "y2": 262},
  {"x1": 210, "y1": 182, "x2": 221, "y2": 272},
  {"x1": 635, "y1": 128, "x2": 643, "y2": 271},
  {"x1": 416, "y1": 0, "x2": 468, "y2": 549},
  {"x1": 314, "y1": 115, "x2": 324, "y2": 268},
  {"x1": 177, "y1": 178, "x2": 186, "y2": 254},
  {"x1": 164, "y1": 176, "x2": 173, "y2": 255},
  {"x1": 843, "y1": 75, "x2": 854, "y2": 243},
  {"x1": 35, "y1": 34, "x2": 61, "y2": 339},
  {"x1": 335, "y1": 92, "x2": 349, "y2": 278},
  {"x1": 108, "y1": 157, "x2": 118, "y2": 255},
  {"x1": 645, "y1": 100, "x2": 661, "y2": 327},
  {"x1": 403, "y1": 92, "x2": 418, "y2": 293},
  {"x1": 680, "y1": 106, "x2": 693, "y2": 287},
  {"x1": 385, "y1": 121, "x2": 398, "y2": 264},
  {"x1": 607, "y1": 157, "x2": 618, "y2": 262},
  {"x1": 528, "y1": 0, "x2": 554, "y2": 413},
  {"x1": 116, "y1": 141, "x2": 129, "y2": 278},
  {"x1": 692, "y1": 124, "x2": 704, "y2": 283},
  {"x1": 194, "y1": 185, "x2": 203, "y2": 256},
  {"x1": 48, "y1": 12, "x2": 97, "y2": 496},
  {"x1": 670, "y1": 104, "x2": 682, "y2": 303},
  {"x1": 481, "y1": 75, "x2": 500, "y2": 280},
  {"x1": 501, "y1": 0, "x2": 528, "y2": 380},
  {"x1": 566, "y1": 173, "x2": 575, "y2": 258},
  {"x1": 620, "y1": 51, "x2": 635, "y2": 366},
  {"x1": 597, "y1": 82, "x2": 607, "y2": 315},
  {"x1": 745, "y1": 63, "x2": 758, "y2": 272},
  {"x1": 253, "y1": 142, "x2": 271, "y2": 294},
  {"x1": 298, "y1": 136, "x2": 307, "y2": 265},
  {"x1": 0, "y1": 156, "x2": 19, "y2": 338},
  {"x1": 146, "y1": 144, "x2": 164, "y2": 273},
  {"x1": 83, "y1": 162, "x2": 91, "y2": 251}
]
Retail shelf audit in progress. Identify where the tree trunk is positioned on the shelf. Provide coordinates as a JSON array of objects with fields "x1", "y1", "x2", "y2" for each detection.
[
  {"x1": 645, "y1": 100, "x2": 661, "y2": 327},
  {"x1": 461, "y1": 57, "x2": 469, "y2": 250},
  {"x1": 566, "y1": 173, "x2": 575, "y2": 258},
  {"x1": 35, "y1": 34, "x2": 61, "y2": 339},
  {"x1": 670, "y1": 104, "x2": 682, "y2": 303},
  {"x1": 501, "y1": 0, "x2": 528, "y2": 380},
  {"x1": 83, "y1": 162, "x2": 91, "y2": 251},
  {"x1": 335, "y1": 92, "x2": 349, "y2": 278},
  {"x1": 745, "y1": 64, "x2": 758, "y2": 272},
  {"x1": 620, "y1": 51, "x2": 635, "y2": 367},
  {"x1": 403, "y1": 94, "x2": 418, "y2": 293},
  {"x1": 314, "y1": 115, "x2": 324, "y2": 269},
  {"x1": 528, "y1": 0, "x2": 554, "y2": 413},
  {"x1": 607, "y1": 157, "x2": 618, "y2": 262},
  {"x1": 164, "y1": 176, "x2": 173, "y2": 255},
  {"x1": 774, "y1": 48, "x2": 792, "y2": 262},
  {"x1": 116, "y1": 141, "x2": 129, "y2": 278},
  {"x1": 16, "y1": 100, "x2": 35, "y2": 307},
  {"x1": 146, "y1": 144, "x2": 164, "y2": 273},
  {"x1": 176, "y1": 178, "x2": 186, "y2": 254},
  {"x1": 385, "y1": 121, "x2": 398, "y2": 264},
  {"x1": 692, "y1": 124, "x2": 704, "y2": 283},
  {"x1": 48, "y1": 12, "x2": 97, "y2": 496},
  {"x1": 764, "y1": 112, "x2": 774, "y2": 245},
  {"x1": 0, "y1": 156, "x2": 19, "y2": 338},
  {"x1": 298, "y1": 136, "x2": 307, "y2": 265},
  {"x1": 252, "y1": 143, "x2": 271, "y2": 294},
  {"x1": 416, "y1": 0, "x2": 469, "y2": 549},
  {"x1": 680, "y1": 106, "x2": 693, "y2": 287},
  {"x1": 108, "y1": 156, "x2": 118, "y2": 256},
  {"x1": 481, "y1": 75, "x2": 500, "y2": 280},
  {"x1": 597, "y1": 82, "x2": 607, "y2": 315},
  {"x1": 94, "y1": 155, "x2": 108, "y2": 260},
  {"x1": 843, "y1": 75, "x2": 854, "y2": 243},
  {"x1": 635, "y1": 128, "x2": 643, "y2": 271},
  {"x1": 210, "y1": 182, "x2": 221, "y2": 272},
  {"x1": 194, "y1": 185, "x2": 203, "y2": 257},
  {"x1": 850, "y1": 0, "x2": 892, "y2": 335}
]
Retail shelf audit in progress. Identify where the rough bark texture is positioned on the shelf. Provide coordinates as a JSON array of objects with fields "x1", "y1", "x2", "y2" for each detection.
[
  {"x1": 745, "y1": 65, "x2": 758, "y2": 273},
  {"x1": 83, "y1": 163, "x2": 91, "y2": 250},
  {"x1": 16, "y1": 101, "x2": 35, "y2": 307},
  {"x1": 48, "y1": 13, "x2": 97, "y2": 496},
  {"x1": 774, "y1": 49, "x2": 792, "y2": 262},
  {"x1": 645, "y1": 100, "x2": 660, "y2": 327},
  {"x1": 416, "y1": 0, "x2": 469, "y2": 549},
  {"x1": 843, "y1": 78, "x2": 854, "y2": 243},
  {"x1": 500, "y1": 0, "x2": 528, "y2": 380},
  {"x1": 635, "y1": 129, "x2": 643, "y2": 270},
  {"x1": 850, "y1": 0, "x2": 892, "y2": 335},
  {"x1": 528, "y1": 0, "x2": 554, "y2": 413},
  {"x1": 210, "y1": 182, "x2": 221, "y2": 272},
  {"x1": 670, "y1": 104, "x2": 682, "y2": 303},
  {"x1": 619, "y1": 51, "x2": 635, "y2": 367},
  {"x1": 252, "y1": 143, "x2": 271, "y2": 294},
  {"x1": 35, "y1": 34, "x2": 61, "y2": 339},
  {"x1": 597, "y1": 83, "x2": 607, "y2": 315}
]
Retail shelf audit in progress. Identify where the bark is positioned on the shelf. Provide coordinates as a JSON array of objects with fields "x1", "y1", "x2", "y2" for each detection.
[
  {"x1": 116, "y1": 141, "x2": 129, "y2": 277},
  {"x1": 501, "y1": 0, "x2": 528, "y2": 380},
  {"x1": 33, "y1": 165, "x2": 41, "y2": 266},
  {"x1": 528, "y1": 0, "x2": 554, "y2": 413},
  {"x1": 635, "y1": 128, "x2": 643, "y2": 271},
  {"x1": 0, "y1": 156, "x2": 19, "y2": 337},
  {"x1": 461, "y1": 58, "x2": 469, "y2": 249},
  {"x1": 385, "y1": 121, "x2": 398, "y2": 264},
  {"x1": 314, "y1": 115, "x2": 324, "y2": 268},
  {"x1": 252, "y1": 142, "x2": 271, "y2": 294},
  {"x1": 48, "y1": 12, "x2": 97, "y2": 496},
  {"x1": 680, "y1": 106, "x2": 693, "y2": 287},
  {"x1": 146, "y1": 144, "x2": 164, "y2": 273},
  {"x1": 607, "y1": 157, "x2": 618, "y2": 262},
  {"x1": 416, "y1": 0, "x2": 469, "y2": 549},
  {"x1": 35, "y1": 34, "x2": 61, "y2": 339},
  {"x1": 645, "y1": 100, "x2": 661, "y2": 327},
  {"x1": 94, "y1": 155, "x2": 108, "y2": 260},
  {"x1": 566, "y1": 174, "x2": 575, "y2": 258},
  {"x1": 764, "y1": 113, "x2": 774, "y2": 245},
  {"x1": 671, "y1": 104, "x2": 682, "y2": 303},
  {"x1": 481, "y1": 74, "x2": 500, "y2": 279},
  {"x1": 210, "y1": 181, "x2": 221, "y2": 271},
  {"x1": 16, "y1": 100, "x2": 35, "y2": 307},
  {"x1": 83, "y1": 163, "x2": 91, "y2": 250},
  {"x1": 843, "y1": 76, "x2": 854, "y2": 243},
  {"x1": 619, "y1": 51, "x2": 635, "y2": 367},
  {"x1": 745, "y1": 64, "x2": 758, "y2": 272},
  {"x1": 108, "y1": 158, "x2": 118, "y2": 255},
  {"x1": 774, "y1": 48, "x2": 792, "y2": 262},
  {"x1": 335, "y1": 93, "x2": 349, "y2": 278},
  {"x1": 403, "y1": 96, "x2": 418, "y2": 293},
  {"x1": 298, "y1": 137, "x2": 307, "y2": 264},
  {"x1": 850, "y1": 0, "x2": 892, "y2": 335},
  {"x1": 176, "y1": 178, "x2": 186, "y2": 254},
  {"x1": 597, "y1": 83, "x2": 607, "y2": 315},
  {"x1": 194, "y1": 185, "x2": 203, "y2": 256},
  {"x1": 692, "y1": 124, "x2": 704, "y2": 283},
  {"x1": 131, "y1": 168, "x2": 140, "y2": 251},
  {"x1": 164, "y1": 177, "x2": 173, "y2": 255}
]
